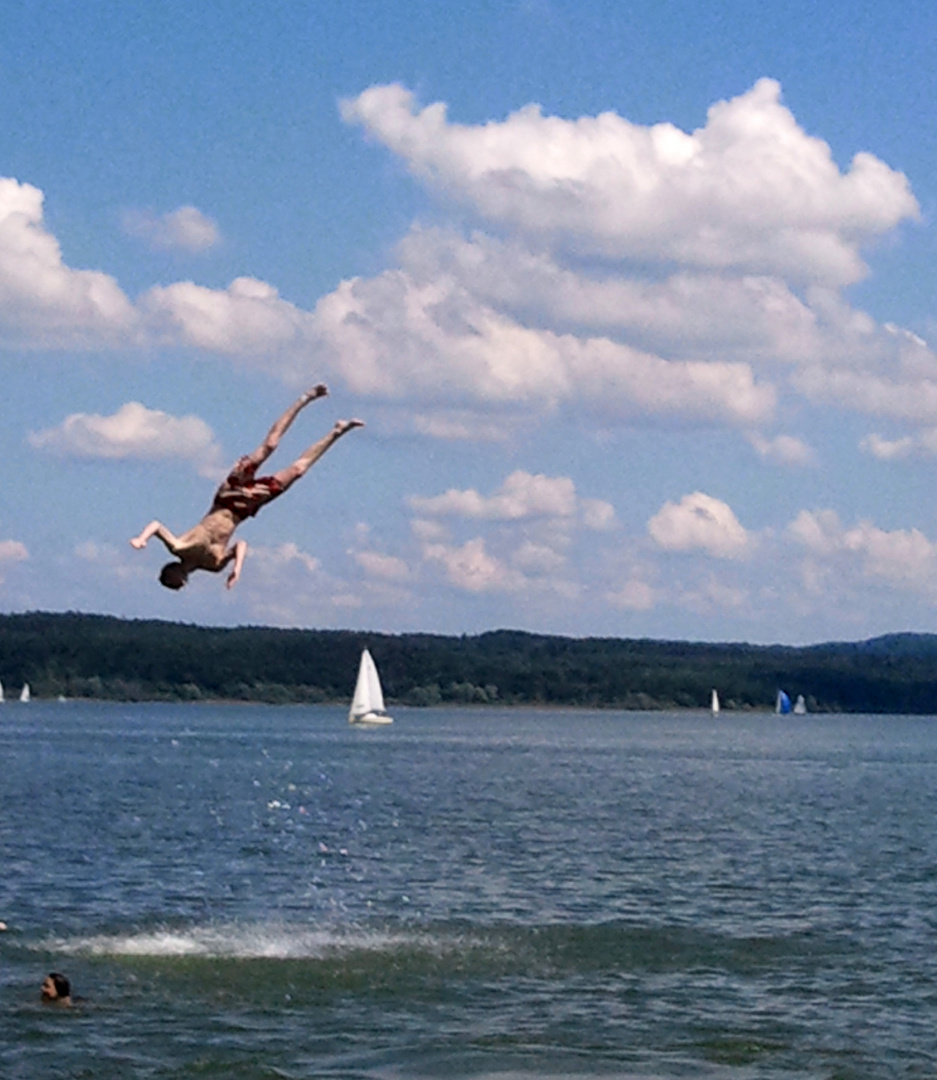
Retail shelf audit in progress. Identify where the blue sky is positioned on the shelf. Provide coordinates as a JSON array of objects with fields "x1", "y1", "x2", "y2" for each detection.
[{"x1": 3, "y1": 0, "x2": 937, "y2": 643}]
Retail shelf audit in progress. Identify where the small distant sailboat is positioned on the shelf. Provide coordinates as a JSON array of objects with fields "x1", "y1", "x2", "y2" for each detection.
[
  {"x1": 19, "y1": 683, "x2": 30, "y2": 703},
  {"x1": 0, "y1": 679, "x2": 4, "y2": 703},
  {"x1": 775, "y1": 690, "x2": 791, "y2": 715},
  {"x1": 793, "y1": 694, "x2": 807, "y2": 715},
  {"x1": 711, "y1": 689, "x2": 720, "y2": 715},
  {"x1": 348, "y1": 649, "x2": 393, "y2": 725}
]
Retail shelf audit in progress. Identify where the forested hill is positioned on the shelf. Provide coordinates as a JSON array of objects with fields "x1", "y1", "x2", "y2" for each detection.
[{"x1": 2, "y1": 612, "x2": 937, "y2": 712}]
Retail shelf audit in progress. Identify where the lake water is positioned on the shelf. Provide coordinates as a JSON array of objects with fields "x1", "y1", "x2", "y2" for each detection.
[{"x1": 1, "y1": 702, "x2": 936, "y2": 1079}]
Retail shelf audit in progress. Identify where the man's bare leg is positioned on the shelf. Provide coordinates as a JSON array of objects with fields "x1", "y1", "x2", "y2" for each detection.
[
  {"x1": 273, "y1": 419, "x2": 364, "y2": 491},
  {"x1": 243, "y1": 384, "x2": 329, "y2": 468}
]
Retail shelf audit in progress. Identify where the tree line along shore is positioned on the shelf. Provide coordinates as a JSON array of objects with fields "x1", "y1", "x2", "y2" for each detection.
[{"x1": 2, "y1": 612, "x2": 937, "y2": 713}]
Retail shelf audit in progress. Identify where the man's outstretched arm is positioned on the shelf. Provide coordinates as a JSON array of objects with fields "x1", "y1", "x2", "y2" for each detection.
[
  {"x1": 130, "y1": 521, "x2": 181, "y2": 554},
  {"x1": 224, "y1": 540, "x2": 248, "y2": 589}
]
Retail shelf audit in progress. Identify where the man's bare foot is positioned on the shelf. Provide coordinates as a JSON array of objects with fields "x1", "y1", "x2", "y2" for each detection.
[
  {"x1": 302, "y1": 384, "x2": 328, "y2": 403},
  {"x1": 130, "y1": 536, "x2": 147, "y2": 549},
  {"x1": 335, "y1": 418, "x2": 364, "y2": 435}
]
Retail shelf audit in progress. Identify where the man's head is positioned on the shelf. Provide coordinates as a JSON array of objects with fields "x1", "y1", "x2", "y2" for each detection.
[
  {"x1": 42, "y1": 972, "x2": 71, "y2": 1003},
  {"x1": 159, "y1": 561, "x2": 189, "y2": 590}
]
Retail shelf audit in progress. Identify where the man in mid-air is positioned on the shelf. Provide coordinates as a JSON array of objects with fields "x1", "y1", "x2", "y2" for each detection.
[{"x1": 131, "y1": 385, "x2": 362, "y2": 590}]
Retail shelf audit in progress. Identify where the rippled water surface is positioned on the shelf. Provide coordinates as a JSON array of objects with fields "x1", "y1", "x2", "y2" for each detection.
[{"x1": 2, "y1": 702, "x2": 936, "y2": 1078}]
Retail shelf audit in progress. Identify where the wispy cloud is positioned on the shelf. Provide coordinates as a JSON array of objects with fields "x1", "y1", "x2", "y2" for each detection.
[
  {"x1": 747, "y1": 431, "x2": 815, "y2": 467},
  {"x1": 0, "y1": 539, "x2": 28, "y2": 564},
  {"x1": 122, "y1": 205, "x2": 221, "y2": 253},
  {"x1": 859, "y1": 428, "x2": 937, "y2": 460},
  {"x1": 788, "y1": 509, "x2": 937, "y2": 591},
  {"x1": 350, "y1": 549, "x2": 413, "y2": 582},
  {"x1": 0, "y1": 538, "x2": 28, "y2": 584}
]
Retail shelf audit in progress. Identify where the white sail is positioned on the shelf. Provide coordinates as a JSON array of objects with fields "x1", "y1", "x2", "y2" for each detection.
[
  {"x1": 793, "y1": 694, "x2": 807, "y2": 714},
  {"x1": 711, "y1": 689, "x2": 720, "y2": 715},
  {"x1": 0, "y1": 679, "x2": 4, "y2": 703},
  {"x1": 19, "y1": 683, "x2": 30, "y2": 703},
  {"x1": 348, "y1": 649, "x2": 393, "y2": 725}
]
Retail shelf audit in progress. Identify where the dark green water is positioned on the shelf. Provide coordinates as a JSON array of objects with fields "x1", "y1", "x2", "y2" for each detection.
[{"x1": 1, "y1": 703, "x2": 935, "y2": 1078}]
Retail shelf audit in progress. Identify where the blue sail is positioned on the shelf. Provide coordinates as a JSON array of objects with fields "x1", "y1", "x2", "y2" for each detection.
[{"x1": 776, "y1": 690, "x2": 791, "y2": 714}]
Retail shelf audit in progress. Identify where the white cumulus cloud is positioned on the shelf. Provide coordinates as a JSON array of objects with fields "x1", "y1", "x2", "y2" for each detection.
[
  {"x1": 331, "y1": 83, "x2": 937, "y2": 445},
  {"x1": 422, "y1": 536, "x2": 522, "y2": 593},
  {"x1": 648, "y1": 492, "x2": 751, "y2": 560},
  {"x1": 0, "y1": 77, "x2": 929, "y2": 457},
  {"x1": 311, "y1": 242, "x2": 776, "y2": 427},
  {"x1": 396, "y1": 226, "x2": 823, "y2": 364},
  {"x1": 28, "y1": 402, "x2": 223, "y2": 471},
  {"x1": 0, "y1": 177, "x2": 136, "y2": 347},
  {"x1": 409, "y1": 469, "x2": 615, "y2": 529},
  {"x1": 141, "y1": 277, "x2": 317, "y2": 362},
  {"x1": 406, "y1": 471, "x2": 616, "y2": 599},
  {"x1": 341, "y1": 78, "x2": 917, "y2": 285}
]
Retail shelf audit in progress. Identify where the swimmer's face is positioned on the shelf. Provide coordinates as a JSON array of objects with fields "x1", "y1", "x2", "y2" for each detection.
[{"x1": 42, "y1": 973, "x2": 71, "y2": 1003}]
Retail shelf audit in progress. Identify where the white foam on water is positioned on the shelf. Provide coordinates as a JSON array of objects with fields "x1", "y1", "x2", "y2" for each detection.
[{"x1": 39, "y1": 921, "x2": 480, "y2": 961}]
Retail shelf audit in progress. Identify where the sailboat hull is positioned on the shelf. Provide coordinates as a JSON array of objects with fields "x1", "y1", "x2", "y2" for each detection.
[{"x1": 349, "y1": 711, "x2": 394, "y2": 726}]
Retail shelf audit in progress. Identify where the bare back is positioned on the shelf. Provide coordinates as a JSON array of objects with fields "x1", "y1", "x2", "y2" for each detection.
[{"x1": 171, "y1": 508, "x2": 240, "y2": 572}]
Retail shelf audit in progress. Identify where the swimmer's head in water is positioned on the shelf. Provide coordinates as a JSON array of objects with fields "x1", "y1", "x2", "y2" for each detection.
[{"x1": 42, "y1": 972, "x2": 70, "y2": 1002}]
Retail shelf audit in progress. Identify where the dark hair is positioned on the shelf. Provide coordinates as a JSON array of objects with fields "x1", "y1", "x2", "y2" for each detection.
[
  {"x1": 159, "y1": 562, "x2": 188, "y2": 590},
  {"x1": 48, "y1": 972, "x2": 70, "y2": 998}
]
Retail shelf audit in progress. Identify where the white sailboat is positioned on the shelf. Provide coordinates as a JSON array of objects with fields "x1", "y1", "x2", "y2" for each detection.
[
  {"x1": 793, "y1": 694, "x2": 807, "y2": 715},
  {"x1": 710, "y1": 689, "x2": 720, "y2": 715},
  {"x1": 19, "y1": 683, "x2": 30, "y2": 703},
  {"x1": 0, "y1": 679, "x2": 4, "y2": 703},
  {"x1": 348, "y1": 649, "x2": 393, "y2": 725}
]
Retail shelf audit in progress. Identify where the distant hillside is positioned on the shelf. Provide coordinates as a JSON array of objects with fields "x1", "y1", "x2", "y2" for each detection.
[{"x1": 1, "y1": 612, "x2": 937, "y2": 712}]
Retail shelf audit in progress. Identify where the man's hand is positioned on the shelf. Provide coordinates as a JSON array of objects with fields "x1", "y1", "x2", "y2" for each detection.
[
  {"x1": 131, "y1": 521, "x2": 182, "y2": 556},
  {"x1": 130, "y1": 521, "x2": 166, "y2": 549}
]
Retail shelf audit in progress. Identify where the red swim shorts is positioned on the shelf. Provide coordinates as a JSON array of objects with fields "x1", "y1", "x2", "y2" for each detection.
[{"x1": 211, "y1": 457, "x2": 286, "y2": 521}]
